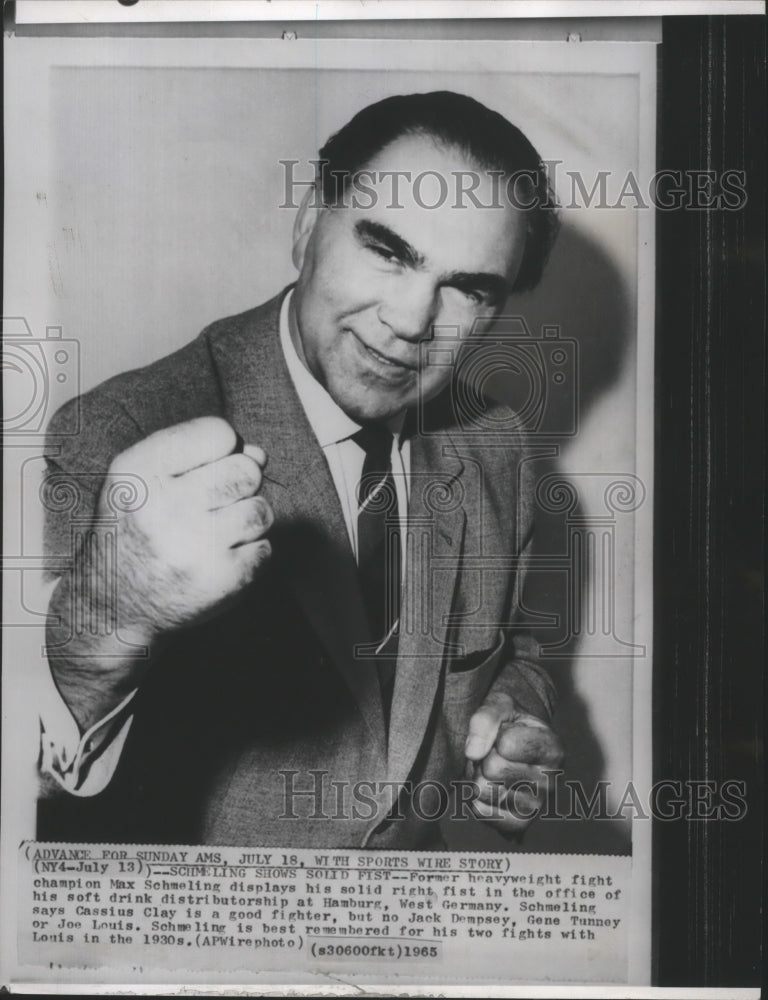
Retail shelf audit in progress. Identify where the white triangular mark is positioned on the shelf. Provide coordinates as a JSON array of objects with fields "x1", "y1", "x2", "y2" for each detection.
[
  {"x1": 358, "y1": 476, "x2": 388, "y2": 514},
  {"x1": 374, "y1": 618, "x2": 400, "y2": 655}
]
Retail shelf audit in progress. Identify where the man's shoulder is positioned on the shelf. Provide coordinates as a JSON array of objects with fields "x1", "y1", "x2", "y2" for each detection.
[{"x1": 45, "y1": 294, "x2": 284, "y2": 465}]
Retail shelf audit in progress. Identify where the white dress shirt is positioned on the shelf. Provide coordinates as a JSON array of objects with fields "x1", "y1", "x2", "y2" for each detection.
[{"x1": 39, "y1": 290, "x2": 411, "y2": 795}]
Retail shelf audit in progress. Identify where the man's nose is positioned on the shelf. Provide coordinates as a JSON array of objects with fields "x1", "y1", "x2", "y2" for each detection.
[{"x1": 378, "y1": 274, "x2": 439, "y2": 342}]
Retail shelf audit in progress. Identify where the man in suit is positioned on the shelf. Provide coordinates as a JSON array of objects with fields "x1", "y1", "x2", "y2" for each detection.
[{"x1": 39, "y1": 91, "x2": 562, "y2": 848}]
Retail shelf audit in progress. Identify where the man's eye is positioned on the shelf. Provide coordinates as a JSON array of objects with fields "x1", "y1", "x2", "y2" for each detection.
[
  {"x1": 367, "y1": 243, "x2": 400, "y2": 264},
  {"x1": 460, "y1": 288, "x2": 484, "y2": 305}
]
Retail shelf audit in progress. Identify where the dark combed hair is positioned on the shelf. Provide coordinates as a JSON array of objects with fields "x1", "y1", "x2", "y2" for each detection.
[{"x1": 318, "y1": 91, "x2": 560, "y2": 294}]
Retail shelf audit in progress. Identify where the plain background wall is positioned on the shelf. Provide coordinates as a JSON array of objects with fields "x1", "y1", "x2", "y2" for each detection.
[{"x1": 14, "y1": 47, "x2": 652, "y2": 852}]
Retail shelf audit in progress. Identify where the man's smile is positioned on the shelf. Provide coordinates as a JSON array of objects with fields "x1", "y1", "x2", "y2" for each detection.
[{"x1": 346, "y1": 328, "x2": 420, "y2": 379}]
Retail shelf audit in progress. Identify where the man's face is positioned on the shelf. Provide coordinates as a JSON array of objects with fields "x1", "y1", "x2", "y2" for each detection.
[{"x1": 291, "y1": 134, "x2": 528, "y2": 423}]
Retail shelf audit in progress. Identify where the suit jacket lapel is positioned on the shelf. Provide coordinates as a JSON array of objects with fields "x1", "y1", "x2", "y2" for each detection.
[
  {"x1": 387, "y1": 428, "x2": 466, "y2": 783},
  {"x1": 209, "y1": 291, "x2": 388, "y2": 760}
]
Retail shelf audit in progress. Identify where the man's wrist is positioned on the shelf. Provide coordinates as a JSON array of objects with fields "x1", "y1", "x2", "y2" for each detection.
[{"x1": 46, "y1": 594, "x2": 153, "y2": 732}]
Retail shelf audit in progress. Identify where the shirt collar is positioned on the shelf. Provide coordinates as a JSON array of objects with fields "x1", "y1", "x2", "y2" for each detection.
[{"x1": 279, "y1": 289, "x2": 406, "y2": 449}]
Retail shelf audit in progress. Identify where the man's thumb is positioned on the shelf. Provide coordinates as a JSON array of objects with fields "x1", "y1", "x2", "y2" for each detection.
[
  {"x1": 464, "y1": 693, "x2": 518, "y2": 761},
  {"x1": 465, "y1": 708, "x2": 501, "y2": 761}
]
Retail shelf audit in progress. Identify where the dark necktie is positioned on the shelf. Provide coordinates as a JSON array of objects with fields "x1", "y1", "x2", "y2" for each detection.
[{"x1": 353, "y1": 424, "x2": 401, "y2": 717}]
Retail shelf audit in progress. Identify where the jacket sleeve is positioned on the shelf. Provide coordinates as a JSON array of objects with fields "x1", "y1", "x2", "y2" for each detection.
[
  {"x1": 485, "y1": 527, "x2": 558, "y2": 724},
  {"x1": 39, "y1": 392, "x2": 149, "y2": 795},
  {"x1": 484, "y1": 437, "x2": 557, "y2": 724}
]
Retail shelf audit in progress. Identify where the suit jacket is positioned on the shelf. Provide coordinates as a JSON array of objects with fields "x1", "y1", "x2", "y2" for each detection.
[{"x1": 39, "y1": 289, "x2": 556, "y2": 849}]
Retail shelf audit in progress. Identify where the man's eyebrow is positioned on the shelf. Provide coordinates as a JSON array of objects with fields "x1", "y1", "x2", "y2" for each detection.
[
  {"x1": 445, "y1": 270, "x2": 511, "y2": 304},
  {"x1": 354, "y1": 220, "x2": 424, "y2": 267}
]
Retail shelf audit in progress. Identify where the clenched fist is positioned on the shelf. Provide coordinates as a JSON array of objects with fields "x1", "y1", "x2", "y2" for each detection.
[
  {"x1": 46, "y1": 416, "x2": 272, "y2": 731},
  {"x1": 106, "y1": 416, "x2": 272, "y2": 639},
  {"x1": 464, "y1": 691, "x2": 563, "y2": 836}
]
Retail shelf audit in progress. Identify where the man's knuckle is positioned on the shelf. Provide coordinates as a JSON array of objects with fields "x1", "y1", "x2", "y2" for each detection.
[
  {"x1": 240, "y1": 497, "x2": 271, "y2": 533},
  {"x1": 258, "y1": 538, "x2": 272, "y2": 559},
  {"x1": 254, "y1": 496, "x2": 273, "y2": 523},
  {"x1": 231, "y1": 452, "x2": 258, "y2": 479},
  {"x1": 480, "y1": 755, "x2": 504, "y2": 781},
  {"x1": 544, "y1": 744, "x2": 565, "y2": 767},
  {"x1": 495, "y1": 727, "x2": 524, "y2": 758},
  {"x1": 220, "y1": 475, "x2": 248, "y2": 503}
]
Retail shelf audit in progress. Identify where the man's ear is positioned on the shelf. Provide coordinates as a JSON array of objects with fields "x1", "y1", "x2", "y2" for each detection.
[{"x1": 292, "y1": 184, "x2": 322, "y2": 270}]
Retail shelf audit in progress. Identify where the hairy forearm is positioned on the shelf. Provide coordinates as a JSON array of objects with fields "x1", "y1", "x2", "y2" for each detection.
[{"x1": 45, "y1": 544, "x2": 154, "y2": 732}]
